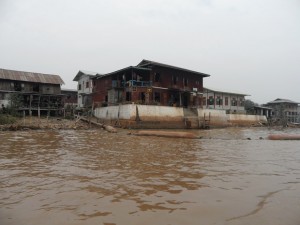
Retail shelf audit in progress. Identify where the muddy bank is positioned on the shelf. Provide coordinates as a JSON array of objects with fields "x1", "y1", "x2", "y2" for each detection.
[{"x1": 0, "y1": 116, "x2": 102, "y2": 131}]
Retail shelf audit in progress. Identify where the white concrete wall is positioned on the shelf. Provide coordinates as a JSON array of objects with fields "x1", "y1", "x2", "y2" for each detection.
[
  {"x1": 94, "y1": 104, "x2": 184, "y2": 122},
  {"x1": 94, "y1": 104, "x2": 136, "y2": 120},
  {"x1": 228, "y1": 114, "x2": 267, "y2": 123},
  {"x1": 137, "y1": 105, "x2": 184, "y2": 121},
  {"x1": 94, "y1": 104, "x2": 267, "y2": 127},
  {"x1": 198, "y1": 109, "x2": 229, "y2": 126}
]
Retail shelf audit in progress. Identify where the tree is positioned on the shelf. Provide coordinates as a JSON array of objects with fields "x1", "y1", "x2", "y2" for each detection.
[
  {"x1": 7, "y1": 93, "x2": 22, "y2": 116},
  {"x1": 244, "y1": 99, "x2": 257, "y2": 114}
]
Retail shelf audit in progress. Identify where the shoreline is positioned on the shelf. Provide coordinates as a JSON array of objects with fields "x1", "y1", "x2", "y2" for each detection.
[{"x1": 0, "y1": 116, "x2": 100, "y2": 131}]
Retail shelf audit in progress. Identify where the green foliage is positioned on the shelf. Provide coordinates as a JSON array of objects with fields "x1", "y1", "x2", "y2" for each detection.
[
  {"x1": 244, "y1": 99, "x2": 257, "y2": 114},
  {"x1": 7, "y1": 93, "x2": 22, "y2": 116},
  {"x1": 0, "y1": 114, "x2": 17, "y2": 125}
]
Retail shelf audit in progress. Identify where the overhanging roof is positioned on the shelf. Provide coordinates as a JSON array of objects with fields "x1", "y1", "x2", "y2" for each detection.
[
  {"x1": 0, "y1": 68, "x2": 64, "y2": 85},
  {"x1": 137, "y1": 59, "x2": 210, "y2": 77},
  {"x1": 203, "y1": 87, "x2": 250, "y2": 96},
  {"x1": 73, "y1": 70, "x2": 99, "y2": 81},
  {"x1": 95, "y1": 66, "x2": 151, "y2": 79},
  {"x1": 267, "y1": 98, "x2": 299, "y2": 104}
]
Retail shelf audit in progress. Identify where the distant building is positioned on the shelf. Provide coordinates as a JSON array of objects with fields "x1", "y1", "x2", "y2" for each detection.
[
  {"x1": 61, "y1": 89, "x2": 78, "y2": 108},
  {"x1": 0, "y1": 68, "x2": 64, "y2": 116},
  {"x1": 266, "y1": 98, "x2": 299, "y2": 123},
  {"x1": 73, "y1": 70, "x2": 98, "y2": 108},
  {"x1": 253, "y1": 105, "x2": 273, "y2": 119},
  {"x1": 92, "y1": 59, "x2": 210, "y2": 108},
  {"x1": 202, "y1": 87, "x2": 249, "y2": 114}
]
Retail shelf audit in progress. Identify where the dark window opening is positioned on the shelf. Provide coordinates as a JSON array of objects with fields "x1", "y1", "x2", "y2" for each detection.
[
  {"x1": 154, "y1": 73, "x2": 160, "y2": 82},
  {"x1": 231, "y1": 98, "x2": 237, "y2": 106},
  {"x1": 105, "y1": 95, "x2": 108, "y2": 102},
  {"x1": 183, "y1": 77, "x2": 188, "y2": 86},
  {"x1": 208, "y1": 96, "x2": 214, "y2": 105},
  {"x1": 126, "y1": 92, "x2": 132, "y2": 101},
  {"x1": 154, "y1": 92, "x2": 161, "y2": 102},
  {"x1": 14, "y1": 82, "x2": 22, "y2": 91},
  {"x1": 86, "y1": 81, "x2": 89, "y2": 88},
  {"x1": 33, "y1": 84, "x2": 39, "y2": 92},
  {"x1": 225, "y1": 97, "x2": 229, "y2": 106},
  {"x1": 216, "y1": 97, "x2": 222, "y2": 106},
  {"x1": 172, "y1": 76, "x2": 178, "y2": 85},
  {"x1": 140, "y1": 92, "x2": 145, "y2": 102},
  {"x1": 78, "y1": 84, "x2": 81, "y2": 90}
]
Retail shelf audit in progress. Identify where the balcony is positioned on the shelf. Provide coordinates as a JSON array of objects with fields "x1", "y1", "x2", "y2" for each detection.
[{"x1": 112, "y1": 80, "x2": 152, "y2": 88}]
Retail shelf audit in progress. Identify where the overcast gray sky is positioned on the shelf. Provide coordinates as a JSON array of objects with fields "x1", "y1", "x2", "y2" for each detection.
[{"x1": 0, "y1": 0, "x2": 299, "y2": 104}]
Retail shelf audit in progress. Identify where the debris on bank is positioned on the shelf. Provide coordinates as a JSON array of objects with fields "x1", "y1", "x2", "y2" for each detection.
[
  {"x1": 0, "y1": 116, "x2": 117, "y2": 132},
  {"x1": 78, "y1": 117, "x2": 117, "y2": 133}
]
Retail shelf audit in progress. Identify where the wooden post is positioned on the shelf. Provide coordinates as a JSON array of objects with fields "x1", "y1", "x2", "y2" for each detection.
[
  {"x1": 29, "y1": 94, "x2": 32, "y2": 124},
  {"x1": 23, "y1": 110, "x2": 25, "y2": 126},
  {"x1": 38, "y1": 95, "x2": 41, "y2": 122}
]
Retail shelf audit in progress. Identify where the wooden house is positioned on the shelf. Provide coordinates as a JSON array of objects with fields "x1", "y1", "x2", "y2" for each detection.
[
  {"x1": 0, "y1": 68, "x2": 65, "y2": 116},
  {"x1": 92, "y1": 60, "x2": 210, "y2": 108}
]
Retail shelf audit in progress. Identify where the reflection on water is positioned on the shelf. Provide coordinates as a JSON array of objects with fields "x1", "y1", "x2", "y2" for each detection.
[{"x1": 1, "y1": 128, "x2": 300, "y2": 225}]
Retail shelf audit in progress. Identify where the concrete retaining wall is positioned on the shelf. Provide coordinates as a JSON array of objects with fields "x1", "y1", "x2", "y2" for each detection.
[
  {"x1": 198, "y1": 109, "x2": 229, "y2": 127},
  {"x1": 94, "y1": 104, "x2": 267, "y2": 128},
  {"x1": 137, "y1": 105, "x2": 183, "y2": 122},
  {"x1": 94, "y1": 104, "x2": 136, "y2": 120},
  {"x1": 228, "y1": 114, "x2": 267, "y2": 126}
]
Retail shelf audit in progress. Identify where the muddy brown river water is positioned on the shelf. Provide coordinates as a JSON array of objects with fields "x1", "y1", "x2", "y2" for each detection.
[{"x1": 1, "y1": 127, "x2": 300, "y2": 225}]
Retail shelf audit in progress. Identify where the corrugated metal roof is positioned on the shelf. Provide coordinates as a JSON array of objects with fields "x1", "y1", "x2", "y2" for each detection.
[
  {"x1": 204, "y1": 87, "x2": 250, "y2": 96},
  {"x1": 0, "y1": 68, "x2": 64, "y2": 85},
  {"x1": 137, "y1": 59, "x2": 211, "y2": 77},
  {"x1": 73, "y1": 70, "x2": 100, "y2": 81},
  {"x1": 267, "y1": 98, "x2": 299, "y2": 104},
  {"x1": 96, "y1": 66, "x2": 151, "y2": 79}
]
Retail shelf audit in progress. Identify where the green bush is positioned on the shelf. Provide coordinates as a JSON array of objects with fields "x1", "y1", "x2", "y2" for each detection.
[{"x1": 0, "y1": 114, "x2": 17, "y2": 125}]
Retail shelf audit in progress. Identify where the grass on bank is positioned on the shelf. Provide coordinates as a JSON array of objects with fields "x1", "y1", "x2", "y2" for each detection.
[{"x1": 0, "y1": 114, "x2": 18, "y2": 125}]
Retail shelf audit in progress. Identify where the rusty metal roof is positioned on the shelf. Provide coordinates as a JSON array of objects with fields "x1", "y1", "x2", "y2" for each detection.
[
  {"x1": 137, "y1": 59, "x2": 211, "y2": 77},
  {"x1": 0, "y1": 68, "x2": 65, "y2": 85}
]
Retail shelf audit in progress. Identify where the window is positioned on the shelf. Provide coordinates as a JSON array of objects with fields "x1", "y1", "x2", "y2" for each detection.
[
  {"x1": 208, "y1": 96, "x2": 214, "y2": 105},
  {"x1": 231, "y1": 98, "x2": 237, "y2": 106},
  {"x1": 14, "y1": 82, "x2": 22, "y2": 91},
  {"x1": 33, "y1": 84, "x2": 39, "y2": 92},
  {"x1": 126, "y1": 92, "x2": 132, "y2": 101},
  {"x1": 172, "y1": 76, "x2": 178, "y2": 85},
  {"x1": 140, "y1": 92, "x2": 146, "y2": 102},
  {"x1": 202, "y1": 97, "x2": 206, "y2": 106},
  {"x1": 78, "y1": 84, "x2": 82, "y2": 90},
  {"x1": 154, "y1": 92, "x2": 161, "y2": 102},
  {"x1": 183, "y1": 77, "x2": 188, "y2": 86},
  {"x1": 216, "y1": 97, "x2": 222, "y2": 106},
  {"x1": 154, "y1": 73, "x2": 160, "y2": 82},
  {"x1": 240, "y1": 98, "x2": 244, "y2": 106},
  {"x1": 225, "y1": 97, "x2": 228, "y2": 106},
  {"x1": 86, "y1": 81, "x2": 89, "y2": 88}
]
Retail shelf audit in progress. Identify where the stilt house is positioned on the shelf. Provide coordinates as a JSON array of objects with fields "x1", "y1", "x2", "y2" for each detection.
[{"x1": 0, "y1": 68, "x2": 65, "y2": 116}]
